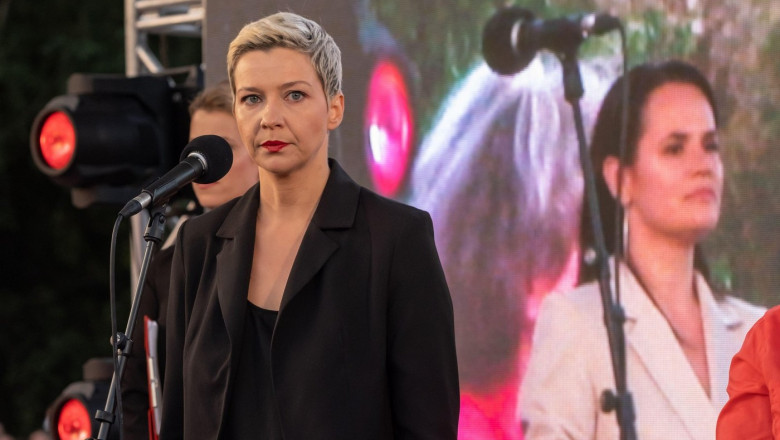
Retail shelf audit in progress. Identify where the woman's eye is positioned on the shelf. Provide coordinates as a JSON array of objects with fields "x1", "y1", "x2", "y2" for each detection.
[
  {"x1": 664, "y1": 143, "x2": 683, "y2": 155},
  {"x1": 241, "y1": 95, "x2": 261, "y2": 104},
  {"x1": 288, "y1": 91, "x2": 305, "y2": 101}
]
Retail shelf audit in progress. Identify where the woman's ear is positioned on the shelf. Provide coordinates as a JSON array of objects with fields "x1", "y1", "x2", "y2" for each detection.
[
  {"x1": 327, "y1": 92, "x2": 345, "y2": 130},
  {"x1": 603, "y1": 156, "x2": 631, "y2": 206}
]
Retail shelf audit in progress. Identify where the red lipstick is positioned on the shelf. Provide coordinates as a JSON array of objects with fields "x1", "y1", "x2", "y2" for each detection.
[{"x1": 261, "y1": 140, "x2": 288, "y2": 153}]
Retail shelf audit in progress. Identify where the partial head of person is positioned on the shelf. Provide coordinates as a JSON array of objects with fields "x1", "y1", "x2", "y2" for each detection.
[
  {"x1": 226, "y1": 12, "x2": 344, "y2": 178},
  {"x1": 580, "y1": 60, "x2": 721, "y2": 283},
  {"x1": 189, "y1": 80, "x2": 259, "y2": 209}
]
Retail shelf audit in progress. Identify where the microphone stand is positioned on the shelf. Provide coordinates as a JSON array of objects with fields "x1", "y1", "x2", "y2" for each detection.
[
  {"x1": 557, "y1": 50, "x2": 637, "y2": 440},
  {"x1": 90, "y1": 204, "x2": 168, "y2": 440}
]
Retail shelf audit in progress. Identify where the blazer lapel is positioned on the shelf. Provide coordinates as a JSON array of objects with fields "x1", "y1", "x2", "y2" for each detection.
[
  {"x1": 215, "y1": 185, "x2": 260, "y2": 363},
  {"x1": 618, "y1": 263, "x2": 716, "y2": 439},
  {"x1": 279, "y1": 159, "x2": 360, "y2": 312},
  {"x1": 699, "y1": 275, "x2": 743, "y2": 410},
  {"x1": 279, "y1": 224, "x2": 338, "y2": 312}
]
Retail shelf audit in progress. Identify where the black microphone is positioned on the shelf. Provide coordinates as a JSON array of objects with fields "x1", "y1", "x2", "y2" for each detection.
[
  {"x1": 483, "y1": 7, "x2": 621, "y2": 75},
  {"x1": 118, "y1": 135, "x2": 233, "y2": 217}
]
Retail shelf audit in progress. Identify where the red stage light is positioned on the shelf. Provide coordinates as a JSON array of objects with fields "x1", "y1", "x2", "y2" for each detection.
[
  {"x1": 55, "y1": 398, "x2": 92, "y2": 440},
  {"x1": 39, "y1": 111, "x2": 77, "y2": 171},
  {"x1": 30, "y1": 73, "x2": 197, "y2": 207},
  {"x1": 365, "y1": 60, "x2": 414, "y2": 197}
]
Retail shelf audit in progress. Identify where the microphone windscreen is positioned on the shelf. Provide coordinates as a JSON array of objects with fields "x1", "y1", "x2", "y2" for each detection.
[
  {"x1": 180, "y1": 135, "x2": 234, "y2": 184},
  {"x1": 482, "y1": 7, "x2": 537, "y2": 75}
]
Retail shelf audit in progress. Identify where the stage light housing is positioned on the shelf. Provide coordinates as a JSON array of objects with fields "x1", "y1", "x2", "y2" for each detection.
[
  {"x1": 30, "y1": 73, "x2": 196, "y2": 208},
  {"x1": 47, "y1": 358, "x2": 118, "y2": 440}
]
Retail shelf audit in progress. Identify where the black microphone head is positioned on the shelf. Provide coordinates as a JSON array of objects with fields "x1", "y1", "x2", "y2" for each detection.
[
  {"x1": 482, "y1": 7, "x2": 537, "y2": 75},
  {"x1": 180, "y1": 135, "x2": 233, "y2": 184}
]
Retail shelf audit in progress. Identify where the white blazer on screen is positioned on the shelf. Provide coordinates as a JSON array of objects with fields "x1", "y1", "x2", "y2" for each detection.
[{"x1": 520, "y1": 260, "x2": 764, "y2": 440}]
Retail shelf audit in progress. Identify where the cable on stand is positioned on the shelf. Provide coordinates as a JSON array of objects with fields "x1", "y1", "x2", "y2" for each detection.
[{"x1": 89, "y1": 205, "x2": 168, "y2": 440}]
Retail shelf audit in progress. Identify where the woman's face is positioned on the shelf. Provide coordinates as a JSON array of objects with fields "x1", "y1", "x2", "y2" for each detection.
[
  {"x1": 232, "y1": 47, "x2": 344, "y2": 178},
  {"x1": 189, "y1": 109, "x2": 258, "y2": 209},
  {"x1": 622, "y1": 81, "x2": 722, "y2": 245}
]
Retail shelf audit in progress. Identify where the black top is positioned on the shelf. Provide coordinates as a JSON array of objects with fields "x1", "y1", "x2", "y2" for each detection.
[{"x1": 223, "y1": 301, "x2": 283, "y2": 439}]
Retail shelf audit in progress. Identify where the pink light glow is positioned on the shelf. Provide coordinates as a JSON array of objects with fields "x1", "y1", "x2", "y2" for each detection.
[{"x1": 365, "y1": 60, "x2": 414, "y2": 197}]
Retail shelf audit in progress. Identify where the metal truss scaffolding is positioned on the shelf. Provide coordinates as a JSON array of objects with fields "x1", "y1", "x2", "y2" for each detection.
[
  {"x1": 124, "y1": 0, "x2": 204, "y2": 76},
  {"x1": 124, "y1": 0, "x2": 204, "y2": 294}
]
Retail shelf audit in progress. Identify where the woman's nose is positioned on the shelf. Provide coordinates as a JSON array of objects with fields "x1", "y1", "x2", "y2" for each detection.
[
  {"x1": 261, "y1": 99, "x2": 283, "y2": 128},
  {"x1": 692, "y1": 143, "x2": 720, "y2": 176}
]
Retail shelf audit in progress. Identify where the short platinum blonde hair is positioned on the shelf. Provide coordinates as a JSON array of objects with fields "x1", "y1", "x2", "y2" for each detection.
[{"x1": 227, "y1": 12, "x2": 342, "y2": 101}]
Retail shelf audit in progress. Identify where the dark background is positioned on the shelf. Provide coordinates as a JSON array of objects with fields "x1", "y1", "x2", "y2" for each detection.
[
  {"x1": 0, "y1": 1, "x2": 196, "y2": 436},
  {"x1": 0, "y1": 1, "x2": 124, "y2": 436}
]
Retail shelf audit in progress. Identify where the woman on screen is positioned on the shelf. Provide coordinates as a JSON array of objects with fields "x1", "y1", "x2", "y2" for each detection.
[
  {"x1": 520, "y1": 60, "x2": 764, "y2": 439},
  {"x1": 159, "y1": 11, "x2": 459, "y2": 439}
]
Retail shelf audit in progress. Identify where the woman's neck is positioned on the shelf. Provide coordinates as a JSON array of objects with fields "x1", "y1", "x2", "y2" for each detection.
[
  {"x1": 258, "y1": 161, "x2": 329, "y2": 217},
  {"x1": 625, "y1": 225, "x2": 699, "y2": 315},
  {"x1": 624, "y1": 219, "x2": 711, "y2": 397}
]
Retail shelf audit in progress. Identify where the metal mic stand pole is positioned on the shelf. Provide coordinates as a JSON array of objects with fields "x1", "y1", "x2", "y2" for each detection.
[
  {"x1": 558, "y1": 50, "x2": 637, "y2": 440},
  {"x1": 90, "y1": 204, "x2": 168, "y2": 440}
]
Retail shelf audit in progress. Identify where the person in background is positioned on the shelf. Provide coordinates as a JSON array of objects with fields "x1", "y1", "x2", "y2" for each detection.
[
  {"x1": 160, "y1": 11, "x2": 459, "y2": 439},
  {"x1": 717, "y1": 304, "x2": 780, "y2": 438},
  {"x1": 121, "y1": 80, "x2": 258, "y2": 440},
  {"x1": 520, "y1": 60, "x2": 764, "y2": 439}
]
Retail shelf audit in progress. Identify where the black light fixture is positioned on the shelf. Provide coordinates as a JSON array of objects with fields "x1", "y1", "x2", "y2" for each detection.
[
  {"x1": 30, "y1": 73, "x2": 197, "y2": 208},
  {"x1": 47, "y1": 358, "x2": 119, "y2": 440}
]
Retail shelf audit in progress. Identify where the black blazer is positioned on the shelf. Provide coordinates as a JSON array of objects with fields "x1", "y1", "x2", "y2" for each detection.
[{"x1": 160, "y1": 160, "x2": 459, "y2": 439}]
